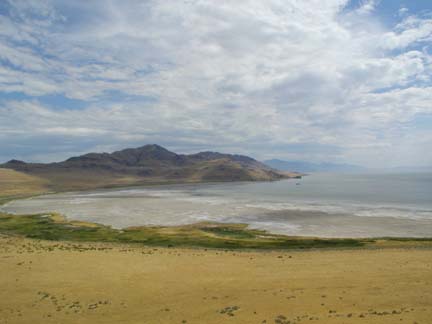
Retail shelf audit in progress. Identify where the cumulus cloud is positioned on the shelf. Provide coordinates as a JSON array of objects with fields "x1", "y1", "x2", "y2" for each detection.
[{"x1": 0, "y1": 0, "x2": 431, "y2": 167}]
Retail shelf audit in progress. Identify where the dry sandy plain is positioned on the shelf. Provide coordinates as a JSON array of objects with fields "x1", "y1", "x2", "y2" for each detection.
[{"x1": 1, "y1": 235, "x2": 431, "y2": 324}]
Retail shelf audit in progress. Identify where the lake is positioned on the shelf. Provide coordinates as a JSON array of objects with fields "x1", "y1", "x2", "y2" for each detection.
[{"x1": 2, "y1": 172, "x2": 432, "y2": 238}]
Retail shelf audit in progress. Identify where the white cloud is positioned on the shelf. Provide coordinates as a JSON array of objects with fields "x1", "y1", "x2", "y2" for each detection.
[
  {"x1": 0, "y1": 0, "x2": 432, "y2": 167},
  {"x1": 355, "y1": 0, "x2": 379, "y2": 15},
  {"x1": 382, "y1": 15, "x2": 432, "y2": 49},
  {"x1": 398, "y1": 7, "x2": 409, "y2": 16}
]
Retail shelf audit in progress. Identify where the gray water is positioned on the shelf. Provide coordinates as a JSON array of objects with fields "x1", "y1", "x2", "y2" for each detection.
[{"x1": 2, "y1": 173, "x2": 432, "y2": 238}]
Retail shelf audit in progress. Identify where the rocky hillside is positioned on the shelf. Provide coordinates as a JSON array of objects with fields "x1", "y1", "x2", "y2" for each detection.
[{"x1": 1, "y1": 145, "x2": 299, "y2": 191}]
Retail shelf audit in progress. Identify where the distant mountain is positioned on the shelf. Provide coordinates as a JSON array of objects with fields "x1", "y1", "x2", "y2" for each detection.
[
  {"x1": 264, "y1": 159, "x2": 364, "y2": 173},
  {"x1": 1, "y1": 145, "x2": 300, "y2": 191}
]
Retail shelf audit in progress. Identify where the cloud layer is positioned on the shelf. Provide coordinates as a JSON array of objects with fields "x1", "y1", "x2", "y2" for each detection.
[{"x1": 0, "y1": 0, "x2": 432, "y2": 167}]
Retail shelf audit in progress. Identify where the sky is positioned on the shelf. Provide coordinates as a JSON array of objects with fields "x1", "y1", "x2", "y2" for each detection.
[{"x1": 0, "y1": 0, "x2": 432, "y2": 168}]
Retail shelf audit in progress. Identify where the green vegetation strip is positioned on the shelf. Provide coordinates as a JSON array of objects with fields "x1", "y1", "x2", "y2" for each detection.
[{"x1": 0, "y1": 213, "x2": 368, "y2": 250}]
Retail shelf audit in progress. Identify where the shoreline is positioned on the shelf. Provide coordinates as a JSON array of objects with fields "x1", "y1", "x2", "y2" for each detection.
[
  {"x1": 1, "y1": 211, "x2": 432, "y2": 251},
  {"x1": 1, "y1": 169, "x2": 431, "y2": 250},
  {"x1": 3, "y1": 187, "x2": 432, "y2": 241}
]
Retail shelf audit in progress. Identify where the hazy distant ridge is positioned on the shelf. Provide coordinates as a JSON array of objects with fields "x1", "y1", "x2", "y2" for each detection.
[{"x1": 264, "y1": 159, "x2": 364, "y2": 173}]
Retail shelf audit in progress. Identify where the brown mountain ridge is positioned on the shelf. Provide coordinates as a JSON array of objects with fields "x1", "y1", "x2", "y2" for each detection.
[{"x1": 1, "y1": 144, "x2": 300, "y2": 192}]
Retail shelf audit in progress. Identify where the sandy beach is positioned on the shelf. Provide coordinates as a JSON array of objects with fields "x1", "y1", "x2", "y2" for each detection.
[{"x1": 1, "y1": 234, "x2": 431, "y2": 324}]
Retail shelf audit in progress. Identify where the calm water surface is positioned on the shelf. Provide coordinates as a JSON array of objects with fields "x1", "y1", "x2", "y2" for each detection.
[{"x1": 2, "y1": 173, "x2": 432, "y2": 238}]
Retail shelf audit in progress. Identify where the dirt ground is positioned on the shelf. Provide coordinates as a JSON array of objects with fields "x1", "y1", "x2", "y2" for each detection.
[{"x1": 1, "y1": 235, "x2": 431, "y2": 324}]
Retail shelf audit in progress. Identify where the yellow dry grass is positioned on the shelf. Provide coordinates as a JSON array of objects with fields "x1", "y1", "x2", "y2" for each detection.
[
  {"x1": 0, "y1": 169, "x2": 49, "y2": 203},
  {"x1": 1, "y1": 235, "x2": 431, "y2": 324}
]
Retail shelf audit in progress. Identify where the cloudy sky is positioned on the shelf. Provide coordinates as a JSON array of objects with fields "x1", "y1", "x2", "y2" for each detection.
[{"x1": 0, "y1": 0, "x2": 431, "y2": 168}]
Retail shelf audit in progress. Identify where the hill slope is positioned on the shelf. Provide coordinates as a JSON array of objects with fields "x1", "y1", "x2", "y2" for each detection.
[
  {"x1": 0, "y1": 168, "x2": 50, "y2": 204},
  {"x1": 1, "y1": 145, "x2": 297, "y2": 191}
]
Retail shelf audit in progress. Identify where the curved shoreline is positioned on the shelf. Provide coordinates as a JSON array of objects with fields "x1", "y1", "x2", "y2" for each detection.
[
  {"x1": 1, "y1": 211, "x2": 432, "y2": 251},
  {"x1": 1, "y1": 171, "x2": 431, "y2": 250},
  {"x1": 3, "y1": 182, "x2": 432, "y2": 239}
]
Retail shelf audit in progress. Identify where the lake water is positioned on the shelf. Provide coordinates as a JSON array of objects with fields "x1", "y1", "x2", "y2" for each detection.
[{"x1": 2, "y1": 173, "x2": 432, "y2": 238}]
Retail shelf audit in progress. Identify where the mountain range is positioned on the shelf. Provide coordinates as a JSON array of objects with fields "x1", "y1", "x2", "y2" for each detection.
[{"x1": 1, "y1": 145, "x2": 299, "y2": 191}]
